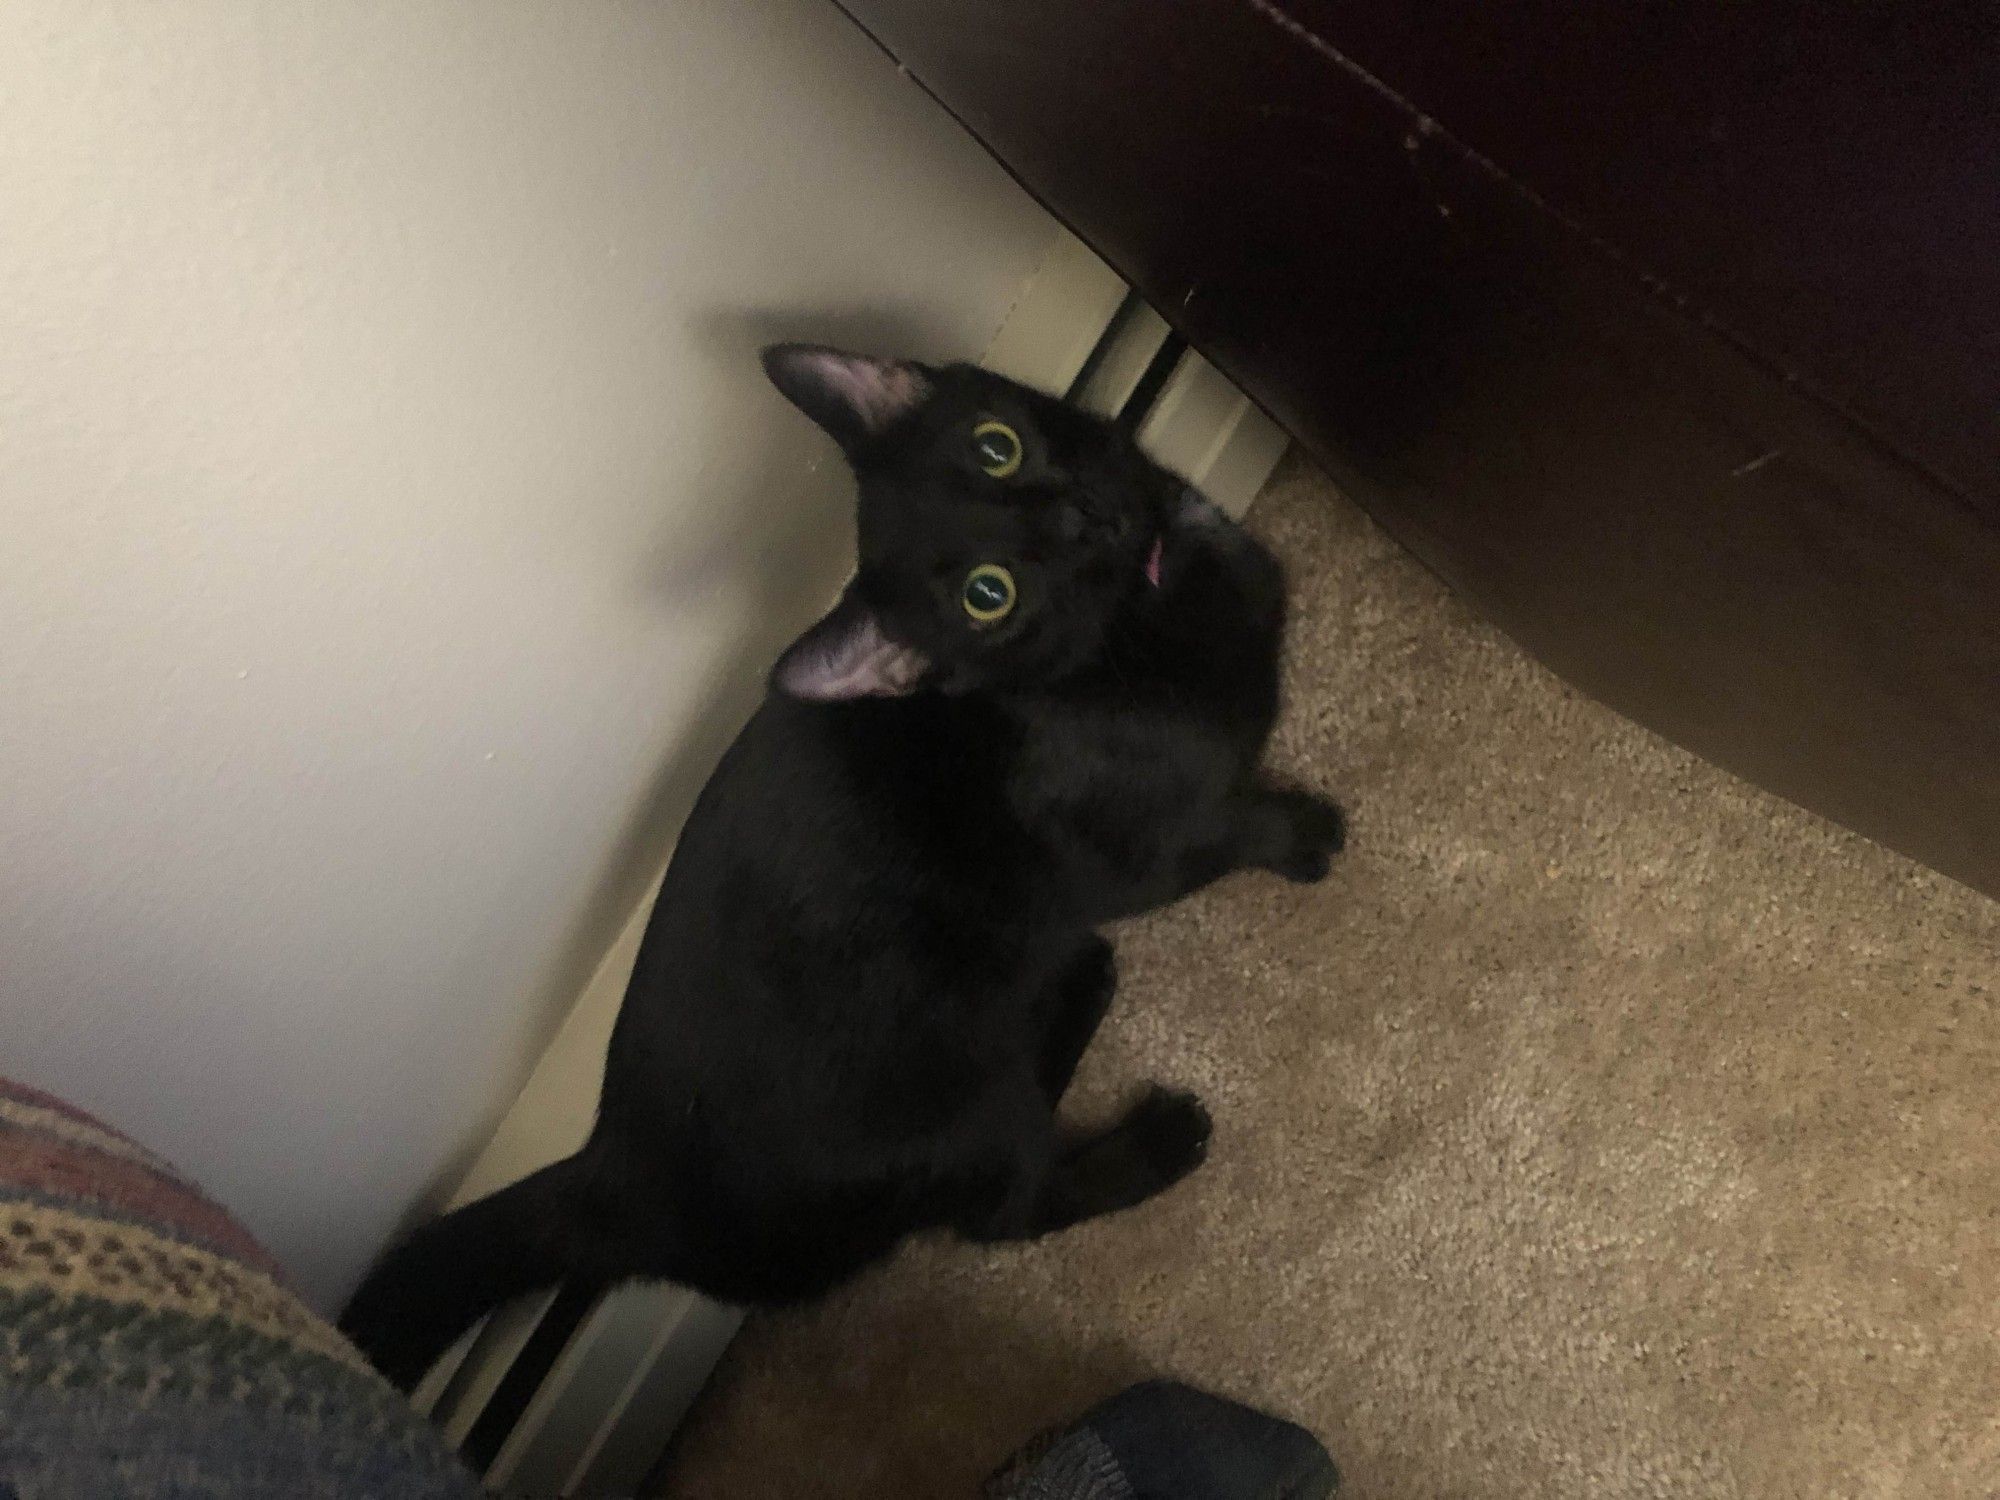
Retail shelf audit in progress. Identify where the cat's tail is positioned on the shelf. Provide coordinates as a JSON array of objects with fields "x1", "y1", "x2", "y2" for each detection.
[{"x1": 338, "y1": 1153, "x2": 587, "y2": 1390}]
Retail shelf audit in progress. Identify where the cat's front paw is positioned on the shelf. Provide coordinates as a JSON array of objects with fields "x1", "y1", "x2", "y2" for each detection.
[
  {"x1": 1123, "y1": 1085, "x2": 1213, "y2": 1186},
  {"x1": 1056, "y1": 934, "x2": 1117, "y2": 1012},
  {"x1": 1266, "y1": 791, "x2": 1347, "y2": 883}
]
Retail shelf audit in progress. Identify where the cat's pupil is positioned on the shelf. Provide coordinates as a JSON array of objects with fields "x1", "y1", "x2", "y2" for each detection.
[
  {"x1": 967, "y1": 574, "x2": 1008, "y2": 610},
  {"x1": 977, "y1": 432, "x2": 1013, "y2": 466}
]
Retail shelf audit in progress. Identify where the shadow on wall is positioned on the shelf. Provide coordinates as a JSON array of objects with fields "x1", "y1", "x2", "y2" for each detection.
[{"x1": 412, "y1": 306, "x2": 938, "y2": 1218}]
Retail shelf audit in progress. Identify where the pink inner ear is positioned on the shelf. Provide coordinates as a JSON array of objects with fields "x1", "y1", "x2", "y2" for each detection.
[
  {"x1": 817, "y1": 353, "x2": 929, "y2": 435},
  {"x1": 777, "y1": 598, "x2": 931, "y2": 700}
]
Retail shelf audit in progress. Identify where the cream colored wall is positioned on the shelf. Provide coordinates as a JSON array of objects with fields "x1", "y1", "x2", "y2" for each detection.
[{"x1": 0, "y1": 0, "x2": 1054, "y2": 1307}]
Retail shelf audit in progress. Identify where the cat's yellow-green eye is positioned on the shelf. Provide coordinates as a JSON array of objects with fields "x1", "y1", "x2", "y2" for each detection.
[
  {"x1": 961, "y1": 563, "x2": 1016, "y2": 624},
  {"x1": 971, "y1": 419, "x2": 1023, "y2": 479}
]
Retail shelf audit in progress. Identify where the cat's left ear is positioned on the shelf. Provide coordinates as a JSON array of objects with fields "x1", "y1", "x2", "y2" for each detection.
[
  {"x1": 762, "y1": 344, "x2": 931, "y2": 452},
  {"x1": 772, "y1": 587, "x2": 931, "y2": 701}
]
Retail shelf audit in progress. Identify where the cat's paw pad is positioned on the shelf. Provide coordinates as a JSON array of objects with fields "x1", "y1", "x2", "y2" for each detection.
[{"x1": 1124, "y1": 1085, "x2": 1213, "y2": 1183}]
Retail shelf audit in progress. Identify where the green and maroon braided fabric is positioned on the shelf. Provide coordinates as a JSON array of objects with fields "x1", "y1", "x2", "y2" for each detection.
[{"x1": 0, "y1": 1077, "x2": 477, "y2": 1499}]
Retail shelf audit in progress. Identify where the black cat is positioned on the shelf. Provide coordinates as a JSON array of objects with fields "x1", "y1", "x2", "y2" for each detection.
[{"x1": 339, "y1": 345, "x2": 1344, "y2": 1388}]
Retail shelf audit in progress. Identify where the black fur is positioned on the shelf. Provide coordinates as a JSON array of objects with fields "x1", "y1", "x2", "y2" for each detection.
[{"x1": 339, "y1": 346, "x2": 1344, "y2": 1388}]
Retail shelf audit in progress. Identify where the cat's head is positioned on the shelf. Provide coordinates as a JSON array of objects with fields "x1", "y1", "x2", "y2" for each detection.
[{"x1": 763, "y1": 344, "x2": 1174, "y2": 700}]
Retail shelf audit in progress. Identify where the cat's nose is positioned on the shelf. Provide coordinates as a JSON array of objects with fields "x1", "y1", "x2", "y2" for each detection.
[
  {"x1": 1070, "y1": 482, "x2": 1128, "y2": 532},
  {"x1": 1091, "y1": 502, "x2": 1140, "y2": 546},
  {"x1": 1066, "y1": 506, "x2": 1125, "y2": 547}
]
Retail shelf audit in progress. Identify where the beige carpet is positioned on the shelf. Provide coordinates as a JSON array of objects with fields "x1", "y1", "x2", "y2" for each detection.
[{"x1": 661, "y1": 455, "x2": 2000, "y2": 1500}]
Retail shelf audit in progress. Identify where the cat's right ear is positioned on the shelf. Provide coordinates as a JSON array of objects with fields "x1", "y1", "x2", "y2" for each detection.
[
  {"x1": 772, "y1": 587, "x2": 931, "y2": 701},
  {"x1": 762, "y1": 344, "x2": 930, "y2": 453}
]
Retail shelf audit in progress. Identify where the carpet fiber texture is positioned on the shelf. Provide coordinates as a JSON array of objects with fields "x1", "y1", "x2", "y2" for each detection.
[{"x1": 662, "y1": 455, "x2": 1999, "y2": 1500}]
